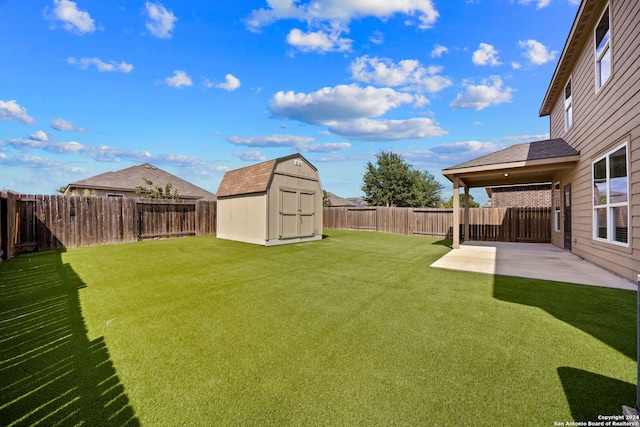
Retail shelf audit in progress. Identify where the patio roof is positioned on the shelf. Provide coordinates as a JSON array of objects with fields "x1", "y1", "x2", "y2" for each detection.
[{"x1": 442, "y1": 138, "x2": 579, "y2": 188}]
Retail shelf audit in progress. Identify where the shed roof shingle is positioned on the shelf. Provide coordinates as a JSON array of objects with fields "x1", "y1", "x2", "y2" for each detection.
[{"x1": 216, "y1": 159, "x2": 277, "y2": 197}]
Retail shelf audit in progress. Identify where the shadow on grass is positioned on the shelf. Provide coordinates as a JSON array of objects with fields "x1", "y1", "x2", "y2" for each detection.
[
  {"x1": 493, "y1": 275, "x2": 636, "y2": 360},
  {"x1": 431, "y1": 239, "x2": 452, "y2": 247},
  {"x1": 558, "y1": 367, "x2": 635, "y2": 421},
  {"x1": 0, "y1": 251, "x2": 139, "y2": 426}
]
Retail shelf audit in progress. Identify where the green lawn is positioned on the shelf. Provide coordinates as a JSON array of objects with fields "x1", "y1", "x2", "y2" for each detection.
[{"x1": 0, "y1": 229, "x2": 636, "y2": 426}]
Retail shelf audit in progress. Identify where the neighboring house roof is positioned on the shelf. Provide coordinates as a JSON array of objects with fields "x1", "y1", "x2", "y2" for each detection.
[
  {"x1": 539, "y1": 0, "x2": 605, "y2": 116},
  {"x1": 67, "y1": 163, "x2": 217, "y2": 200},
  {"x1": 216, "y1": 154, "x2": 316, "y2": 198},
  {"x1": 442, "y1": 138, "x2": 580, "y2": 188},
  {"x1": 326, "y1": 192, "x2": 356, "y2": 207},
  {"x1": 347, "y1": 197, "x2": 368, "y2": 207}
]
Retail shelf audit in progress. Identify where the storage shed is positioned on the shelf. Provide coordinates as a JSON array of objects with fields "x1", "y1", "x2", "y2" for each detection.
[{"x1": 216, "y1": 154, "x2": 323, "y2": 246}]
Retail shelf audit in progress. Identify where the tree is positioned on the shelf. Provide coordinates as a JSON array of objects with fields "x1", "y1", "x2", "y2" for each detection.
[
  {"x1": 361, "y1": 150, "x2": 443, "y2": 207},
  {"x1": 322, "y1": 190, "x2": 332, "y2": 207},
  {"x1": 135, "y1": 178, "x2": 180, "y2": 199},
  {"x1": 443, "y1": 194, "x2": 480, "y2": 208}
]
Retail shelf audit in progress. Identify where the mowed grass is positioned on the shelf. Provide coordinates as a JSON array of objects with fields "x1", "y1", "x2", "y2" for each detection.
[{"x1": 0, "y1": 229, "x2": 636, "y2": 426}]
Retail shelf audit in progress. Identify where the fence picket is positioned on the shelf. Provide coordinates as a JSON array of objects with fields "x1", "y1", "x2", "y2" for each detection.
[{"x1": 324, "y1": 206, "x2": 551, "y2": 242}]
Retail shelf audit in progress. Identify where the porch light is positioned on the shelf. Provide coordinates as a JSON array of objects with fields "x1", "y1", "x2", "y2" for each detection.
[{"x1": 504, "y1": 173, "x2": 509, "y2": 177}]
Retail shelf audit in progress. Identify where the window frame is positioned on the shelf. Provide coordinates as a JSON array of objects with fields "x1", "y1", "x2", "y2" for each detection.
[
  {"x1": 564, "y1": 78, "x2": 572, "y2": 131},
  {"x1": 594, "y1": 4, "x2": 611, "y2": 92},
  {"x1": 592, "y1": 142, "x2": 629, "y2": 247}
]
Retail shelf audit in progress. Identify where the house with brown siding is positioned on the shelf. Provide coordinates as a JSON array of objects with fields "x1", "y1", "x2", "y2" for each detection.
[{"x1": 443, "y1": 0, "x2": 639, "y2": 282}]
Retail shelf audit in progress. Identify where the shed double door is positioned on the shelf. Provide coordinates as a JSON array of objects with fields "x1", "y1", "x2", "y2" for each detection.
[{"x1": 279, "y1": 188, "x2": 316, "y2": 239}]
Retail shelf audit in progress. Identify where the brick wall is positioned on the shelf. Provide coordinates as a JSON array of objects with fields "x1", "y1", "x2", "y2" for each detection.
[{"x1": 489, "y1": 184, "x2": 552, "y2": 207}]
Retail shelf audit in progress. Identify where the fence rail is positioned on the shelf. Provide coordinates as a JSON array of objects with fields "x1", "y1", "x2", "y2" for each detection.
[
  {"x1": 0, "y1": 192, "x2": 216, "y2": 260},
  {"x1": 323, "y1": 206, "x2": 551, "y2": 243}
]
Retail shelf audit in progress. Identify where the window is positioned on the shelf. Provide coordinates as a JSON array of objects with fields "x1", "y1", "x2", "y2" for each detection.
[
  {"x1": 564, "y1": 79, "x2": 572, "y2": 131},
  {"x1": 595, "y1": 5, "x2": 611, "y2": 90},
  {"x1": 592, "y1": 143, "x2": 628, "y2": 245},
  {"x1": 554, "y1": 183, "x2": 561, "y2": 231}
]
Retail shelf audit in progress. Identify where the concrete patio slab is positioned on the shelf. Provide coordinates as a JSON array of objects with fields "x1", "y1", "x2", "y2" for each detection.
[{"x1": 431, "y1": 241, "x2": 636, "y2": 291}]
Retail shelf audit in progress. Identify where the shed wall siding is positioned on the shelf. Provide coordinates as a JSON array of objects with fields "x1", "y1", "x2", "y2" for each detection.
[
  {"x1": 217, "y1": 195, "x2": 267, "y2": 245},
  {"x1": 549, "y1": 0, "x2": 640, "y2": 281}
]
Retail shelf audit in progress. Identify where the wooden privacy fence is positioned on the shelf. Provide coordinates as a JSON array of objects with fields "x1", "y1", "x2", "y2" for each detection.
[
  {"x1": 323, "y1": 206, "x2": 551, "y2": 243},
  {"x1": 0, "y1": 193, "x2": 216, "y2": 259}
]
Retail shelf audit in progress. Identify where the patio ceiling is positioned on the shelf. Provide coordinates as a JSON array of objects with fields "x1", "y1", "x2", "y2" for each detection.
[{"x1": 442, "y1": 138, "x2": 580, "y2": 189}]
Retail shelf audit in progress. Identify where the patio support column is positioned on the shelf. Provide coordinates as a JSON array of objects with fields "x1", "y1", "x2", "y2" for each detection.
[
  {"x1": 452, "y1": 177, "x2": 460, "y2": 249},
  {"x1": 464, "y1": 186, "x2": 470, "y2": 243}
]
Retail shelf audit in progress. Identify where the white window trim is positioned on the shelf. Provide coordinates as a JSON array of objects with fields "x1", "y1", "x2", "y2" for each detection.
[
  {"x1": 592, "y1": 142, "x2": 629, "y2": 247},
  {"x1": 594, "y1": 3, "x2": 611, "y2": 92},
  {"x1": 564, "y1": 78, "x2": 572, "y2": 131}
]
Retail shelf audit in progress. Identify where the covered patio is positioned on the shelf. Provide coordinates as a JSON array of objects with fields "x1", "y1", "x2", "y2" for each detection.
[
  {"x1": 442, "y1": 138, "x2": 580, "y2": 249},
  {"x1": 431, "y1": 240, "x2": 635, "y2": 290}
]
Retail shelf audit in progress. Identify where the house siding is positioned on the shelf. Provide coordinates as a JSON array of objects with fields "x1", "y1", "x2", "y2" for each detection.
[{"x1": 549, "y1": 0, "x2": 640, "y2": 281}]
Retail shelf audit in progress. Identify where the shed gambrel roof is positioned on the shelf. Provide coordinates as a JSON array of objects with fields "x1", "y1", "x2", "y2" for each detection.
[
  {"x1": 67, "y1": 163, "x2": 216, "y2": 199},
  {"x1": 216, "y1": 154, "x2": 316, "y2": 198}
]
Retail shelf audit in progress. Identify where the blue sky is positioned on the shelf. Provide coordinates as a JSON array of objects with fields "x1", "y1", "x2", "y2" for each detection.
[{"x1": 1, "y1": 0, "x2": 579, "y2": 204}]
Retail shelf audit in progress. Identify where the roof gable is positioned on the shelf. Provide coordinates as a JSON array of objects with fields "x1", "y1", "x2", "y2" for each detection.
[
  {"x1": 540, "y1": 0, "x2": 607, "y2": 116},
  {"x1": 68, "y1": 163, "x2": 216, "y2": 199}
]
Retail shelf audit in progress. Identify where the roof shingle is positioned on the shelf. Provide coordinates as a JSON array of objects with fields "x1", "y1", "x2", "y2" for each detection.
[
  {"x1": 68, "y1": 163, "x2": 216, "y2": 199},
  {"x1": 444, "y1": 138, "x2": 579, "y2": 171}
]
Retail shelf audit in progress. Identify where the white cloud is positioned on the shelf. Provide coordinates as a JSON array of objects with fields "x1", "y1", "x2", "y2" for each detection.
[
  {"x1": 518, "y1": 39, "x2": 558, "y2": 65},
  {"x1": 227, "y1": 134, "x2": 350, "y2": 152},
  {"x1": 29, "y1": 130, "x2": 49, "y2": 142},
  {"x1": 431, "y1": 140, "x2": 502, "y2": 155},
  {"x1": 269, "y1": 84, "x2": 447, "y2": 141},
  {"x1": 286, "y1": 28, "x2": 352, "y2": 53},
  {"x1": 9, "y1": 138, "x2": 86, "y2": 153},
  {"x1": 326, "y1": 118, "x2": 447, "y2": 141},
  {"x1": 145, "y1": 2, "x2": 177, "y2": 39},
  {"x1": 216, "y1": 74, "x2": 241, "y2": 91},
  {"x1": 350, "y1": 55, "x2": 452, "y2": 93},
  {"x1": 270, "y1": 84, "x2": 414, "y2": 125},
  {"x1": 51, "y1": 117, "x2": 85, "y2": 131},
  {"x1": 303, "y1": 142, "x2": 351, "y2": 152},
  {"x1": 227, "y1": 134, "x2": 314, "y2": 148},
  {"x1": 431, "y1": 44, "x2": 448, "y2": 58},
  {"x1": 369, "y1": 30, "x2": 384, "y2": 44},
  {"x1": 233, "y1": 150, "x2": 267, "y2": 162},
  {"x1": 450, "y1": 76, "x2": 514, "y2": 110},
  {"x1": 245, "y1": 0, "x2": 439, "y2": 31},
  {"x1": 0, "y1": 100, "x2": 36, "y2": 125},
  {"x1": 49, "y1": 0, "x2": 96, "y2": 34},
  {"x1": 517, "y1": 0, "x2": 552, "y2": 9},
  {"x1": 164, "y1": 70, "x2": 193, "y2": 88},
  {"x1": 511, "y1": 61, "x2": 522, "y2": 69},
  {"x1": 472, "y1": 43, "x2": 501, "y2": 66},
  {"x1": 67, "y1": 57, "x2": 134, "y2": 73}
]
